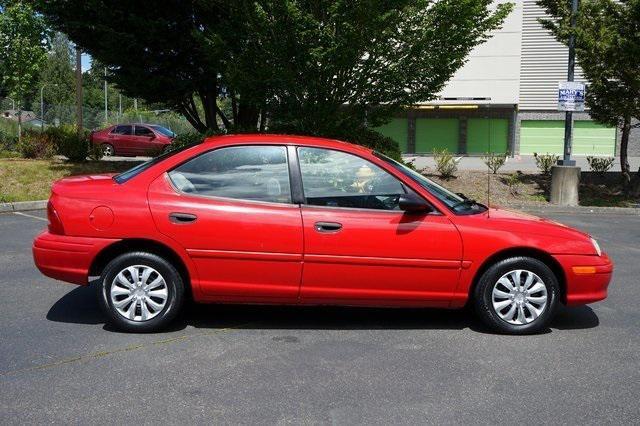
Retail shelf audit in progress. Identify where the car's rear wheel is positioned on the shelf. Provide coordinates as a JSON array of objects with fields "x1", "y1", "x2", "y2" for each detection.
[
  {"x1": 473, "y1": 256, "x2": 559, "y2": 334},
  {"x1": 97, "y1": 252, "x2": 184, "y2": 332},
  {"x1": 102, "y1": 143, "x2": 114, "y2": 157}
]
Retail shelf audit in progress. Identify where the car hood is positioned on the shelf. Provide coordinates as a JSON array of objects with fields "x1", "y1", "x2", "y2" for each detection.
[{"x1": 482, "y1": 206, "x2": 591, "y2": 241}]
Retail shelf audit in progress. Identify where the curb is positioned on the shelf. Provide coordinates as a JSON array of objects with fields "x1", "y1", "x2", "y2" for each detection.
[
  {"x1": 0, "y1": 200, "x2": 47, "y2": 213},
  {"x1": 516, "y1": 205, "x2": 640, "y2": 216}
]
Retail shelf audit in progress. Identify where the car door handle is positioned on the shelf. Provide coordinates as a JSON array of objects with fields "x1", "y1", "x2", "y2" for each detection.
[
  {"x1": 314, "y1": 221, "x2": 342, "y2": 233},
  {"x1": 169, "y1": 212, "x2": 197, "y2": 224}
]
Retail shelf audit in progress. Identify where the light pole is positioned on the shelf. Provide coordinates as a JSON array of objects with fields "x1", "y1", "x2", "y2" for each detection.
[
  {"x1": 559, "y1": 0, "x2": 579, "y2": 166},
  {"x1": 104, "y1": 67, "x2": 108, "y2": 125},
  {"x1": 550, "y1": 0, "x2": 581, "y2": 206}
]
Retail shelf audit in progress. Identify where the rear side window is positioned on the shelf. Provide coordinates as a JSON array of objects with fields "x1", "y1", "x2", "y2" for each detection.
[
  {"x1": 168, "y1": 146, "x2": 292, "y2": 204},
  {"x1": 134, "y1": 126, "x2": 155, "y2": 137},
  {"x1": 112, "y1": 125, "x2": 132, "y2": 135}
]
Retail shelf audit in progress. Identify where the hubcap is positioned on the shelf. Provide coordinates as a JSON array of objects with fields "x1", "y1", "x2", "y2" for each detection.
[
  {"x1": 109, "y1": 265, "x2": 168, "y2": 322},
  {"x1": 103, "y1": 145, "x2": 113, "y2": 156},
  {"x1": 491, "y1": 269, "x2": 548, "y2": 325}
]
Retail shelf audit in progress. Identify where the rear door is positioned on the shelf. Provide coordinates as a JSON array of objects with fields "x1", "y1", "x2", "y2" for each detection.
[
  {"x1": 147, "y1": 144, "x2": 303, "y2": 302},
  {"x1": 108, "y1": 125, "x2": 134, "y2": 155},
  {"x1": 295, "y1": 147, "x2": 463, "y2": 306}
]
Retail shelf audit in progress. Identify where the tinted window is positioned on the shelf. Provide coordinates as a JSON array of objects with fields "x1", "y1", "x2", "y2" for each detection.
[
  {"x1": 112, "y1": 125, "x2": 132, "y2": 135},
  {"x1": 114, "y1": 143, "x2": 199, "y2": 184},
  {"x1": 134, "y1": 126, "x2": 155, "y2": 137},
  {"x1": 168, "y1": 146, "x2": 291, "y2": 203},
  {"x1": 298, "y1": 147, "x2": 405, "y2": 210}
]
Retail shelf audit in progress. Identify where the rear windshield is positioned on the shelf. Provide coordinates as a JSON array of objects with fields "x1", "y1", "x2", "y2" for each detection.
[
  {"x1": 150, "y1": 125, "x2": 175, "y2": 137},
  {"x1": 113, "y1": 143, "x2": 197, "y2": 184}
]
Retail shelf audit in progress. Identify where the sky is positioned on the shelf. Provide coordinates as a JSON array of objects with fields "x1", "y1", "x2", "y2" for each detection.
[{"x1": 81, "y1": 53, "x2": 92, "y2": 72}]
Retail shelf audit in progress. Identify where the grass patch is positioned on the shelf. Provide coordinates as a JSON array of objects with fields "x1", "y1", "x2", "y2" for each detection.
[{"x1": 0, "y1": 159, "x2": 142, "y2": 202}]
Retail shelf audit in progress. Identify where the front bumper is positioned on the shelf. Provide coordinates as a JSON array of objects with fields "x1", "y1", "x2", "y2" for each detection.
[
  {"x1": 32, "y1": 231, "x2": 118, "y2": 285},
  {"x1": 554, "y1": 252, "x2": 613, "y2": 306}
]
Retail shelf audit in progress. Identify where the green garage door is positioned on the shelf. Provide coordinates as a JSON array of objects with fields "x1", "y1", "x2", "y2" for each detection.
[
  {"x1": 467, "y1": 118, "x2": 509, "y2": 154},
  {"x1": 375, "y1": 118, "x2": 408, "y2": 153},
  {"x1": 415, "y1": 118, "x2": 459, "y2": 153},
  {"x1": 520, "y1": 120, "x2": 615, "y2": 155}
]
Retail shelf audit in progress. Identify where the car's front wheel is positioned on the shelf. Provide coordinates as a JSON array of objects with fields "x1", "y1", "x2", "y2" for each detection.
[
  {"x1": 97, "y1": 252, "x2": 184, "y2": 332},
  {"x1": 473, "y1": 256, "x2": 559, "y2": 334}
]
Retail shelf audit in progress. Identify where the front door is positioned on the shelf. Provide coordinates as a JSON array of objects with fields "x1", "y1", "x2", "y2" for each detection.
[
  {"x1": 296, "y1": 147, "x2": 463, "y2": 306},
  {"x1": 147, "y1": 145, "x2": 303, "y2": 302}
]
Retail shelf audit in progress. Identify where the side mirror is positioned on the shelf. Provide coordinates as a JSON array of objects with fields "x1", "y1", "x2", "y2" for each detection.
[{"x1": 398, "y1": 194, "x2": 433, "y2": 213}]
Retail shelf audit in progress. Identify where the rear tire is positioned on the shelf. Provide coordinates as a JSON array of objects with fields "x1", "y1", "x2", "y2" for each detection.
[
  {"x1": 102, "y1": 143, "x2": 115, "y2": 157},
  {"x1": 473, "y1": 256, "x2": 559, "y2": 335},
  {"x1": 97, "y1": 252, "x2": 184, "y2": 332}
]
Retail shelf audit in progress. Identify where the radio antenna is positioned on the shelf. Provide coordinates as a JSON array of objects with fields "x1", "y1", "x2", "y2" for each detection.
[{"x1": 487, "y1": 114, "x2": 491, "y2": 217}]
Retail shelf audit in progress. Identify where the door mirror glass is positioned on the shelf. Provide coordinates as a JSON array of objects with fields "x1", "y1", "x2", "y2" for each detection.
[{"x1": 398, "y1": 194, "x2": 433, "y2": 213}]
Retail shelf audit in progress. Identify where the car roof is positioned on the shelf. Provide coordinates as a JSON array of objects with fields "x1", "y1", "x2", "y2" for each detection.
[{"x1": 201, "y1": 133, "x2": 373, "y2": 155}]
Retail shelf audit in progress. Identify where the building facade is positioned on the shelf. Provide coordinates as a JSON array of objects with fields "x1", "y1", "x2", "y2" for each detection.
[{"x1": 377, "y1": 0, "x2": 634, "y2": 157}]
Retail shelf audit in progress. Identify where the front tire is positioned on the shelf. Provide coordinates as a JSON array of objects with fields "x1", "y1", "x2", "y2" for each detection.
[
  {"x1": 97, "y1": 252, "x2": 184, "y2": 332},
  {"x1": 473, "y1": 256, "x2": 559, "y2": 334}
]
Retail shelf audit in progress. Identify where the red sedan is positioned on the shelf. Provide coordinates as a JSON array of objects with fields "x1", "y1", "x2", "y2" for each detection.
[
  {"x1": 90, "y1": 123, "x2": 175, "y2": 157},
  {"x1": 33, "y1": 135, "x2": 612, "y2": 334}
]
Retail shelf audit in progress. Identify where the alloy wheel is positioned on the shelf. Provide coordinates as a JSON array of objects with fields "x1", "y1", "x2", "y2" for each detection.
[
  {"x1": 103, "y1": 144, "x2": 114, "y2": 156},
  {"x1": 491, "y1": 269, "x2": 548, "y2": 325}
]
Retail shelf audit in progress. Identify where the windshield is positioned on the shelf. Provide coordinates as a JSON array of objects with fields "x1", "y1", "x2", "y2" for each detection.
[
  {"x1": 374, "y1": 152, "x2": 487, "y2": 214},
  {"x1": 114, "y1": 143, "x2": 197, "y2": 184},
  {"x1": 149, "y1": 125, "x2": 175, "y2": 137}
]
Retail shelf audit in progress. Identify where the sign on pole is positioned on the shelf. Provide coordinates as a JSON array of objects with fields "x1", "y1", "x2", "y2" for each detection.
[{"x1": 558, "y1": 81, "x2": 585, "y2": 112}]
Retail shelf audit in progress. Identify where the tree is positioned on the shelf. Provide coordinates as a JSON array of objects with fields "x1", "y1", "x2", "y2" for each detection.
[
  {"x1": 0, "y1": 1, "x2": 48, "y2": 141},
  {"x1": 35, "y1": 0, "x2": 511, "y2": 138},
  {"x1": 538, "y1": 0, "x2": 640, "y2": 194},
  {"x1": 32, "y1": 32, "x2": 75, "y2": 123}
]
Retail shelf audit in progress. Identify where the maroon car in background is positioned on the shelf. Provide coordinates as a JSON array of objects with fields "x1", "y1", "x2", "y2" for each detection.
[{"x1": 90, "y1": 123, "x2": 175, "y2": 157}]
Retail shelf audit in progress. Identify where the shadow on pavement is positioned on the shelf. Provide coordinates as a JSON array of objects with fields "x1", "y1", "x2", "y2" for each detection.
[{"x1": 47, "y1": 286, "x2": 600, "y2": 333}]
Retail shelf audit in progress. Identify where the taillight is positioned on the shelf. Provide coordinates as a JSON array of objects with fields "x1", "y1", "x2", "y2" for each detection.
[{"x1": 47, "y1": 201, "x2": 65, "y2": 235}]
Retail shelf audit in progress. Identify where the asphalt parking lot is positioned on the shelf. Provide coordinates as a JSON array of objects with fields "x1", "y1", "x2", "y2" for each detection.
[{"x1": 0, "y1": 209, "x2": 639, "y2": 424}]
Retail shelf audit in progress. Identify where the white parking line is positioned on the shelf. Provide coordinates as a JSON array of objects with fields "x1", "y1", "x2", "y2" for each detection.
[{"x1": 13, "y1": 211, "x2": 47, "y2": 222}]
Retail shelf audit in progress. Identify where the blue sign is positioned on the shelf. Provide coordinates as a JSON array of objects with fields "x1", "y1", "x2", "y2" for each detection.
[{"x1": 558, "y1": 81, "x2": 586, "y2": 111}]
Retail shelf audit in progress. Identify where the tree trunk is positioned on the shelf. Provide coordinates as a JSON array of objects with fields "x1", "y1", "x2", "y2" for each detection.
[
  {"x1": 179, "y1": 98, "x2": 207, "y2": 133},
  {"x1": 620, "y1": 116, "x2": 632, "y2": 192},
  {"x1": 75, "y1": 45, "x2": 83, "y2": 137},
  {"x1": 236, "y1": 103, "x2": 259, "y2": 131}
]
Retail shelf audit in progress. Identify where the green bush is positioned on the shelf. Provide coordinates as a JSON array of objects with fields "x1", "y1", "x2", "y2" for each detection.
[
  {"x1": 88, "y1": 142, "x2": 104, "y2": 161},
  {"x1": 433, "y1": 148, "x2": 459, "y2": 178},
  {"x1": 17, "y1": 130, "x2": 57, "y2": 159},
  {"x1": 586, "y1": 156, "x2": 614, "y2": 175},
  {"x1": 533, "y1": 152, "x2": 559, "y2": 175},
  {"x1": 482, "y1": 152, "x2": 508, "y2": 174},
  {"x1": 168, "y1": 131, "x2": 207, "y2": 152},
  {"x1": 505, "y1": 173, "x2": 521, "y2": 196},
  {"x1": 49, "y1": 125, "x2": 90, "y2": 162}
]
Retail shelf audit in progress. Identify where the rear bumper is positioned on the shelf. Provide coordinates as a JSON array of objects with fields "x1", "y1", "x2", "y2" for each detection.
[
  {"x1": 32, "y1": 231, "x2": 118, "y2": 285},
  {"x1": 554, "y1": 252, "x2": 613, "y2": 306}
]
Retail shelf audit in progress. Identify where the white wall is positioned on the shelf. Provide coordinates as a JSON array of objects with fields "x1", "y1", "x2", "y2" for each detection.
[{"x1": 432, "y1": 0, "x2": 523, "y2": 105}]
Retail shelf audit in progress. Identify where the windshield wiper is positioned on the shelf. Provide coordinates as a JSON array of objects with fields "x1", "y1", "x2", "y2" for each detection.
[{"x1": 451, "y1": 198, "x2": 479, "y2": 209}]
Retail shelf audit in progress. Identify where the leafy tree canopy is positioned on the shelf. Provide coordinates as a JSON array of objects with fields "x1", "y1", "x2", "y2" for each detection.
[{"x1": 35, "y1": 0, "x2": 512, "y2": 139}]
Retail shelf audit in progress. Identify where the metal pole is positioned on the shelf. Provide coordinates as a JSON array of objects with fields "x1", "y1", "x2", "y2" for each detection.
[
  {"x1": 119, "y1": 94, "x2": 122, "y2": 118},
  {"x1": 40, "y1": 85, "x2": 45, "y2": 126},
  {"x1": 560, "y1": 0, "x2": 579, "y2": 166},
  {"x1": 104, "y1": 67, "x2": 108, "y2": 124},
  {"x1": 75, "y1": 45, "x2": 83, "y2": 135}
]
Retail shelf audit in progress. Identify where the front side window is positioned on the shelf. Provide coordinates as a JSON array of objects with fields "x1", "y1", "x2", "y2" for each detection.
[
  {"x1": 134, "y1": 126, "x2": 155, "y2": 137},
  {"x1": 112, "y1": 125, "x2": 132, "y2": 135},
  {"x1": 168, "y1": 145, "x2": 292, "y2": 204},
  {"x1": 298, "y1": 147, "x2": 405, "y2": 210}
]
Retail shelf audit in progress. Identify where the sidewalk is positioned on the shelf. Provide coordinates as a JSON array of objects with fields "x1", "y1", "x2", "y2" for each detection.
[{"x1": 404, "y1": 154, "x2": 640, "y2": 173}]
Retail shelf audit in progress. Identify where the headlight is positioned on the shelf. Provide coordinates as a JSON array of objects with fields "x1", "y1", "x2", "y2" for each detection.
[{"x1": 591, "y1": 237, "x2": 601, "y2": 256}]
